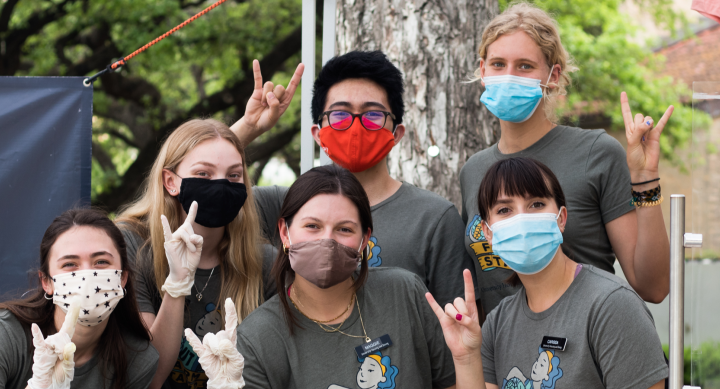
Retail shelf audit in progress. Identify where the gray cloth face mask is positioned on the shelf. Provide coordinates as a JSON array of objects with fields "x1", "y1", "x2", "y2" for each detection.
[{"x1": 287, "y1": 227, "x2": 362, "y2": 289}]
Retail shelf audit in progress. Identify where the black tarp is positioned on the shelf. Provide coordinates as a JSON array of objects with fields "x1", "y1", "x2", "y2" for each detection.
[{"x1": 0, "y1": 77, "x2": 92, "y2": 296}]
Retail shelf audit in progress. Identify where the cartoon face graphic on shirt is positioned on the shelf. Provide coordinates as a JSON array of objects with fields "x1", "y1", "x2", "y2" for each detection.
[
  {"x1": 327, "y1": 351, "x2": 399, "y2": 389},
  {"x1": 501, "y1": 347, "x2": 563, "y2": 389},
  {"x1": 366, "y1": 236, "x2": 382, "y2": 267},
  {"x1": 195, "y1": 302, "x2": 222, "y2": 338}
]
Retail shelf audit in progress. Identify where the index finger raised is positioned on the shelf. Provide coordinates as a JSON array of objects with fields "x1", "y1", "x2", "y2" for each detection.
[
  {"x1": 252, "y1": 59, "x2": 263, "y2": 91},
  {"x1": 161, "y1": 215, "x2": 173, "y2": 242},
  {"x1": 620, "y1": 92, "x2": 634, "y2": 130},
  {"x1": 60, "y1": 296, "x2": 82, "y2": 337},
  {"x1": 224, "y1": 298, "x2": 239, "y2": 344},
  {"x1": 184, "y1": 201, "x2": 198, "y2": 226}
]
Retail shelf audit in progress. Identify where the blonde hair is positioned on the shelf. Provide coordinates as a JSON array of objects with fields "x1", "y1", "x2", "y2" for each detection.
[
  {"x1": 116, "y1": 119, "x2": 264, "y2": 322},
  {"x1": 475, "y1": 2, "x2": 578, "y2": 122},
  {"x1": 367, "y1": 354, "x2": 387, "y2": 375}
]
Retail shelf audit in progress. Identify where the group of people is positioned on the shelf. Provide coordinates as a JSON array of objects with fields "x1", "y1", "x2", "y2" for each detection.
[{"x1": 0, "y1": 3, "x2": 674, "y2": 389}]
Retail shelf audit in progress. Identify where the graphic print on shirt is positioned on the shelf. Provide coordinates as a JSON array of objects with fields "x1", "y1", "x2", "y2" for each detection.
[
  {"x1": 501, "y1": 347, "x2": 563, "y2": 389},
  {"x1": 327, "y1": 351, "x2": 399, "y2": 389},
  {"x1": 466, "y1": 214, "x2": 510, "y2": 272},
  {"x1": 366, "y1": 236, "x2": 383, "y2": 267},
  {"x1": 170, "y1": 302, "x2": 220, "y2": 388}
]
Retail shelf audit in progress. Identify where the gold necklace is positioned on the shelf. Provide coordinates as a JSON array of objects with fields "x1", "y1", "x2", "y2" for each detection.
[
  {"x1": 289, "y1": 285, "x2": 353, "y2": 324},
  {"x1": 316, "y1": 294, "x2": 371, "y2": 343}
]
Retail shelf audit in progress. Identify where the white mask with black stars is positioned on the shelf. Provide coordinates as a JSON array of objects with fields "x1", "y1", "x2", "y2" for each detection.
[{"x1": 51, "y1": 269, "x2": 124, "y2": 327}]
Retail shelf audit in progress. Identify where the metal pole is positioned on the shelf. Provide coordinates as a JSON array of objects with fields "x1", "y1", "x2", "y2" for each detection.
[
  {"x1": 300, "y1": 0, "x2": 316, "y2": 174},
  {"x1": 669, "y1": 194, "x2": 685, "y2": 389},
  {"x1": 318, "y1": 0, "x2": 337, "y2": 166}
]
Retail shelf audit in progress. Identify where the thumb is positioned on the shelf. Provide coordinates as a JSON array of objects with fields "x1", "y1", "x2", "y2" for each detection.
[{"x1": 184, "y1": 329, "x2": 205, "y2": 356}]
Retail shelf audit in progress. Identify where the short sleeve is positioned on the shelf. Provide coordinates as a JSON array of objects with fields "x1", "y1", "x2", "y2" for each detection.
[
  {"x1": 253, "y1": 185, "x2": 289, "y2": 247},
  {"x1": 426, "y1": 205, "x2": 479, "y2": 306},
  {"x1": 0, "y1": 310, "x2": 31, "y2": 389},
  {"x1": 261, "y1": 244, "x2": 278, "y2": 301},
  {"x1": 586, "y1": 132, "x2": 634, "y2": 224},
  {"x1": 236, "y1": 333, "x2": 275, "y2": 389},
  {"x1": 590, "y1": 289, "x2": 668, "y2": 388},
  {"x1": 118, "y1": 224, "x2": 144, "y2": 267},
  {"x1": 134, "y1": 254, "x2": 160, "y2": 315},
  {"x1": 480, "y1": 312, "x2": 497, "y2": 385},
  {"x1": 411, "y1": 275, "x2": 456, "y2": 388},
  {"x1": 125, "y1": 343, "x2": 160, "y2": 389}
]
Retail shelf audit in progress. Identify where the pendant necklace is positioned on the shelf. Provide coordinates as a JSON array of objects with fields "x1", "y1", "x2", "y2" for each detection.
[{"x1": 194, "y1": 267, "x2": 214, "y2": 302}]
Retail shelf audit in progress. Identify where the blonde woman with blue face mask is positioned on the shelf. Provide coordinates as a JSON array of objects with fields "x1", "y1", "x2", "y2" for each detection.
[
  {"x1": 427, "y1": 157, "x2": 668, "y2": 389},
  {"x1": 460, "y1": 2, "x2": 673, "y2": 318}
]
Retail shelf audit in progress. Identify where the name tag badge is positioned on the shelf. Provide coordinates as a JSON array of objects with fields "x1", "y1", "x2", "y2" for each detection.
[
  {"x1": 541, "y1": 336, "x2": 567, "y2": 351},
  {"x1": 355, "y1": 334, "x2": 393, "y2": 359}
]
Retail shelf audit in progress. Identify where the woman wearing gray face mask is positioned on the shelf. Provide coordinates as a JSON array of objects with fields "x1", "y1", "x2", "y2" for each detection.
[{"x1": 235, "y1": 164, "x2": 458, "y2": 389}]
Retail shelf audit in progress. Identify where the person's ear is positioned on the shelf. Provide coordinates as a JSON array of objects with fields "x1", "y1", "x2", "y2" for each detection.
[
  {"x1": 557, "y1": 206, "x2": 567, "y2": 233},
  {"x1": 481, "y1": 219, "x2": 493, "y2": 246},
  {"x1": 548, "y1": 64, "x2": 561, "y2": 90},
  {"x1": 40, "y1": 271, "x2": 53, "y2": 296},
  {"x1": 360, "y1": 228, "x2": 372, "y2": 253},
  {"x1": 311, "y1": 124, "x2": 322, "y2": 147},
  {"x1": 278, "y1": 218, "x2": 290, "y2": 249},
  {"x1": 392, "y1": 124, "x2": 405, "y2": 144},
  {"x1": 162, "y1": 169, "x2": 180, "y2": 197},
  {"x1": 121, "y1": 269, "x2": 129, "y2": 289},
  {"x1": 479, "y1": 58, "x2": 486, "y2": 87}
]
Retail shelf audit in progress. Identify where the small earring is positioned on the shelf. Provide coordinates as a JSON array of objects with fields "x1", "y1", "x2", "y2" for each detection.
[
  {"x1": 171, "y1": 189, "x2": 176, "y2": 193},
  {"x1": 283, "y1": 244, "x2": 289, "y2": 255},
  {"x1": 44, "y1": 293, "x2": 53, "y2": 300}
]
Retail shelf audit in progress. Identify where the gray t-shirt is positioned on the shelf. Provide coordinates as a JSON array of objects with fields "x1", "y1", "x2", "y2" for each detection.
[
  {"x1": 459, "y1": 126, "x2": 634, "y2": 313},
  {"x1": 236, "y1": 267, "x2": 456, "y2": 389},
  {"x1": 255, "y1": 182, "x2": 477, "y2": 306},
  {"x1": 121, "y1": 226, "x2": 277, "y2": 389},
  {"x1": 0, "y1": 309, "x2": 158, "y2": 389},
  {"x1": 481, "y1": 265, "x2": 668, "y2": 389}
]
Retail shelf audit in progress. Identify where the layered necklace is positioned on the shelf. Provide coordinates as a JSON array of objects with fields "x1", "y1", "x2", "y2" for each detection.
[{"x1": 289, "y1": 285, "x2": 371, "y2": 343}]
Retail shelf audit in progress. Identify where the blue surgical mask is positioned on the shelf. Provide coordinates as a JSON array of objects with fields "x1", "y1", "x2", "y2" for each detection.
[
  {"x1": 486, "y1": 208, "x2": 564, "y2": 275},
  {"x1": 479, "y1": 71, "x2": 553, "y2": 123}
]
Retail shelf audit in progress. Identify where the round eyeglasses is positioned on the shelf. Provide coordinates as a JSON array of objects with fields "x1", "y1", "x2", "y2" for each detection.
[{"x1": 319, "y1": 110, "x2": 396, "y2": 131}]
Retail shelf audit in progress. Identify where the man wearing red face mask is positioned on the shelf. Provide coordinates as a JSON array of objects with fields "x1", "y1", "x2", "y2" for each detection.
[{"x1": 232, "y1": 50, "x2": 477, "y2": 307}]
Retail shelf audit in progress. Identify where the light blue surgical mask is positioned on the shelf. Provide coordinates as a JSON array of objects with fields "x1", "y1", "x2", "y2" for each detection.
[
  {"x1": 479, "y1": 70, "x2": 553, "y2": 123},
  {"x1": 486, "y1": 207, "x2": 564, "y2": 275}
]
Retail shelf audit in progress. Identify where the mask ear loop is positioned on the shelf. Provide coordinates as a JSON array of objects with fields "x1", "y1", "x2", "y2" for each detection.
[
  {"x1": 539, "y1": 65, "x2": 556, "y2": 102},
  {"x1": 556, "y1": 206, "x2": 565, "y2": 220},
  {"x1": 283, "y1": 223, "x2": 293, "y2": 254}
]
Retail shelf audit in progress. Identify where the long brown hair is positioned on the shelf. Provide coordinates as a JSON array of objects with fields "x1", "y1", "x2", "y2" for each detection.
[
  {"x1": 116, "y1": 118, "x2": 264, "y2": 321},
  {"x1": 271, "y1": 165, "x2": 373, "y2": 333},
  {"x1": 0, "y1": 208, "x2": 151, "y2": 389}
]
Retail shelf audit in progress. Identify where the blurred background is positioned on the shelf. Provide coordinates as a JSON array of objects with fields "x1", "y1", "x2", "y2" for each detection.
[{"x1": 1, "y1": 0, "x2": 718, "y2": 385}]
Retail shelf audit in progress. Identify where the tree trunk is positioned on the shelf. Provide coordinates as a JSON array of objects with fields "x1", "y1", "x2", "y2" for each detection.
[{"x1": 336, "y1": 0, "x2": 500, "y2": 208}]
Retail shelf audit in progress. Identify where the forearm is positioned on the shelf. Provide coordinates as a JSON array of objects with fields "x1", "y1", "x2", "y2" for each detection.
[
  {"x1": 633, "y1": 205, "x2": 670, "y2": 302},
  {"x1": 148, "y1": 294, "x2": 186, "y2": 389},
  {"x1": 453, "y1": 355, "x2": 487, "y2": 389}
]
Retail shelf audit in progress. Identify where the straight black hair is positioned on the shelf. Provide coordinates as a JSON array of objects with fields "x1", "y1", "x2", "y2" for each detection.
[
  {"x1": 271, "y1": 164, "x2": 373, "y2": 334},
  {"x1": 311, "y1": 50, "x2": 405, "y2": 125},
  {"x1": 477, "y1": 157, "x2": 567, "y2": 286},
  {"x1": 0, "y1": 208, "x2": 152, "y2": 389}
]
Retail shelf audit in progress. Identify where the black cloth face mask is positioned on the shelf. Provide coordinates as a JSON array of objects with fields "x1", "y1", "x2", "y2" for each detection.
[{"x1": 176, "y1": 177, "x2": 247, "y2": 228}]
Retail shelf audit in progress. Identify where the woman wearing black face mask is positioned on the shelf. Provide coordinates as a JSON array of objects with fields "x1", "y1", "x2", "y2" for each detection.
[
  {"x1": 235, "y1": 164, "x2": 457, "y2": 389},
  {"x1": 115, "y1": 119, "x2": 275, "y2": 389}
]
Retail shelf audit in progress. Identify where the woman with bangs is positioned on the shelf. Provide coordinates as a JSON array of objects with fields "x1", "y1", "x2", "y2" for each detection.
[
  {"x1": 115, "y1": 61, "x2": 302, "y2": 389},
  {"x1": 460, "y1": 2, "x2": 673, "y2": 316},
  {"x1": 426, "y1": 157, "x2": 668, "y2": 389}
]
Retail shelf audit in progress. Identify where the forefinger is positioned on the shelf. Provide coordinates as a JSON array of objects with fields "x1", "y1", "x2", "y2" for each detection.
[
  {"x1": 185, "y1": 201, "x2": 198, "y2": 226},
  {"x1": 60, "y1": 296, "x2": 82, "y2": 337},
  {"x1": 252, "y1": 59, "x2": 263, "y2": 91},
  {"x1": 161, "y1": 215, "x2": 173, "y2": 242},
  {"x1": 620, "y1": 92, "x2": 634, "y2": 130}
]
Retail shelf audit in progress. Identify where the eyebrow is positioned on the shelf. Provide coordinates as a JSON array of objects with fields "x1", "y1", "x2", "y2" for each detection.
[
  {"x1": 327, "y1": 101, "x2": 388, "y2": 111},
  {"x1": 58, "y1": 251, "x2": 114, "y2": 260},
  {"x1": 494, "y1": 199, "x2": 514, "y2": 205},
  {"x1": 300, "y1": 216, "x2": 359, "y2": 227},
  {"x1": 487, "y1": 56, "x2": 540, "y2": 66},
  {"x1": 191, "y1": 161, "x2": 243, "y2": 170}
]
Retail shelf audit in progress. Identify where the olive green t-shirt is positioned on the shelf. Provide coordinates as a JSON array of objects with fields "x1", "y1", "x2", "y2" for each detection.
[{"x1": 0, "y1": 309, "x2": 158, "y2": 389}]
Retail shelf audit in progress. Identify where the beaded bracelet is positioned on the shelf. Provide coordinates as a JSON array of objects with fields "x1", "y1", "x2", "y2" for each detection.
[{"x1": 630, "y1": 185, "x2": 663, "y2": 207}]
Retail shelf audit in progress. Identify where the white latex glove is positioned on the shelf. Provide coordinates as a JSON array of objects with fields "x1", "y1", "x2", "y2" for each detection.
[
  {"x1": 27, "y1": 296, "x2": 81, "y2": 389},
  {"x1": 161, "y1": 201, "x2": 203, "y2": 298},
  {"x1": 185, "y1": 298, "x2": 245, "y2": 389}
]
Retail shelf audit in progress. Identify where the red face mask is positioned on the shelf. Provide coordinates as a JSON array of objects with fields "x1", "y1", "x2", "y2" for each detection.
[{"x1": 318, "y1": 118, "x2": 396, "y2": 173}]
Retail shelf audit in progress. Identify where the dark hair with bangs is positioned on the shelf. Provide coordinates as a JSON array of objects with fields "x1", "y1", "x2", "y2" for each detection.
[
  {"x1": 477, "y1": 157, "x2": 566, "y2": 286},
  {"x1": 271, "y1": 164, "x2": 373, "y2": 334},
  {"x1": 311, "y1": 50, "x2": 405, "y2": 125}
]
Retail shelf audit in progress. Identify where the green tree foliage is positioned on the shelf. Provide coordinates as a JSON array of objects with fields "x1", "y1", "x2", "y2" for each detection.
[
  {"x1": 499, "y1": 0, "x2": 712, "y2": 164},
  {"x1": 663, "y1": 342, "x2": 720, "y2": 387},
  {"x1": 0, "y1": 0, "x2": 308, "y2": 209}
]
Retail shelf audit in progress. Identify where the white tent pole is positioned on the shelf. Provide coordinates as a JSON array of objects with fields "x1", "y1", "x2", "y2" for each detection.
[
  {"x1": 300, "y1": 0, "x2": 316, "y2": 174},
  {"x1": 318, "y1": 0, "x2": 337, "y2": 166}
]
